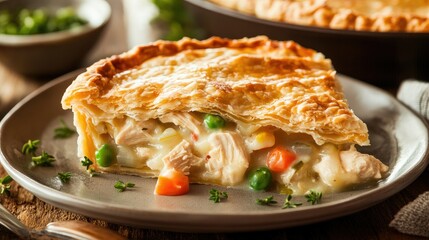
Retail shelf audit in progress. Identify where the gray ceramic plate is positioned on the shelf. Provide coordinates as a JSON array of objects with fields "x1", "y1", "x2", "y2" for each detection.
[{"x1": 1, "y1": 69, "x2": 428, "y2": 232}]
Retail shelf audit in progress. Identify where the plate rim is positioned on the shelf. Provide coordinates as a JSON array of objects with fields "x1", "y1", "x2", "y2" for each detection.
[{"x1": 1, "y1": 70, "x2": 429, "y2": 232}]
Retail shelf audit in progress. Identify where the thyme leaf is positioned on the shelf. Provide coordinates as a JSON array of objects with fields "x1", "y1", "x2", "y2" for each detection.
[
  {"x1": 209, "y1": 188, "x2": 228, "y2": 203},
  {"x1": 31, "y1": 151, "x2": 55, "y2": 166},
  {"x1": 114, "y1": 180, "x2": 135, "y2": 192},
  {"x1": 21, "y1": 139, "x2": 40, "y2": 155},
  {"x1": 305, "y1": 190, "x2": 323, "y2": 205},
  {"x1": 0, "y1": 175, "x2": 13, "y2": 196},
  {"x1": 256, "y1": 196, "x2": 277, "y2": 206},
  {"x1": 0, "y1": 175, "x2": 13, "y2": 184},
  {"x1": 81, "y1": 156, "x2": 93, "y2": 170},
  {"x1": 57, "y1": 172, "x2": 72, "y2": 183},
  {"x1": 282, "y1": 194, "x2": 302, "y2": 209}
]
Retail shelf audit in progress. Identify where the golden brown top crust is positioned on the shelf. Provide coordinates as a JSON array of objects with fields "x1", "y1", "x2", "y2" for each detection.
[
  {"x1": 209, "y1": 0, "x2": 429, "y2": 32},
  {"x1": 62, "y1": 36, "x2": 369, "y2": 146}
]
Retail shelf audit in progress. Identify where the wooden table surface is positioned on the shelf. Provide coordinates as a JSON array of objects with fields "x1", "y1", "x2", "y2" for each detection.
[{"x1": 1, "y1": 1, "x2": 428, "y2": 239}]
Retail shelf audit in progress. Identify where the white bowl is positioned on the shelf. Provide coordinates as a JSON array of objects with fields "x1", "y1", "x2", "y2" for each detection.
[{"x1": 0, "y1": 0, "x2": 111, "y2": 77}]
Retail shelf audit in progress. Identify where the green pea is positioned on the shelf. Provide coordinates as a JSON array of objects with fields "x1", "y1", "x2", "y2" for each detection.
[
  {"x1": 249, "y1": 167, "x2": 272, "y2": 191},
  {"x1": 95, "y1": 144, "x2": 116, "y2": 167},
  {"x1": 204, "y1": 114, "x2": 225, "y2": 129}
]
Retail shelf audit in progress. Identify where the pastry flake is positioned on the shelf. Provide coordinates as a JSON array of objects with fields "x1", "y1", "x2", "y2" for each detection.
[{"x1": 62, "y1": 36, "x2": 388, "y2": 195}]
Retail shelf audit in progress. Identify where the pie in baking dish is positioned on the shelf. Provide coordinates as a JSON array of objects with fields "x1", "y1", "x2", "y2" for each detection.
[
  {"x1": 61, "y1": 36, "x2": 388, "y2": 196},
  {"x1": 209, "y1": 0, "x2": 429, "y2": 32}
]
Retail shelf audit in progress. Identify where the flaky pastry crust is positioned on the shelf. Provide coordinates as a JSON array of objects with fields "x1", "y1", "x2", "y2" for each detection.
[
  {"x1": 62, "y1": 36, "x2": 369, "y2": 151},
  {"x1": 209, "y1": 0, "x2": 429, "y2": 32}
]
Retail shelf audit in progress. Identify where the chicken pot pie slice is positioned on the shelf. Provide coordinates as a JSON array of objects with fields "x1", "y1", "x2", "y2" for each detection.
[
  {"x1": 61, "y1": 36, "x2": 388, "y2": 195},
  {"x1": 209, "y1": 0, "x2": 429, "y2": 32}
]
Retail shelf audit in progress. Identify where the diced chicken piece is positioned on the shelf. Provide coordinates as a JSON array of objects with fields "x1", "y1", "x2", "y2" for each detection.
[
  {"x1": 203, "y1": 132, "x2": 249, "y2": 185},
  {"x1": 159, "y1": 112, "x2": 203, "y2": 135},
  {"x1": 115, "y1": 118, "x2": 156, "y2": 145},
  {"x1": 162, "y1": 139, "x2": 196, "y2": 175},
  {"x1": 147, "y1": 130, "x2": 186, "y2": 171},
  {"x1": 340, "y1": 146, "x2": 388, "y2": 180},
  {"x1": 313, "y1": 144, "x2": 358, "y2": 188},
  {"x1": 313, "y1": 144, "x2": 389, "y2": 190}
]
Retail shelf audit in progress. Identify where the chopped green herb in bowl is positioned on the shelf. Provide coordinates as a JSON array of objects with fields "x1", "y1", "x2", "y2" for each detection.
[
  {"x1": 0, "y1": 7, "x2": 87, "y2": 35},
  {"x1": 0, "y1": 0, "x2": 111, "y2": 76}
]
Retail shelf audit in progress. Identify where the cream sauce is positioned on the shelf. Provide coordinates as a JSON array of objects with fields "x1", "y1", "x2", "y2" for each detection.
[{"x1": 99, "y1": 112, "x2": 388, "y2": 194}]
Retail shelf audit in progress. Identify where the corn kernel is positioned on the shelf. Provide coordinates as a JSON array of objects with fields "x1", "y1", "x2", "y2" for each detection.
[{"x1": 248, "y1": 131, "x2": 276, "y2": 151}]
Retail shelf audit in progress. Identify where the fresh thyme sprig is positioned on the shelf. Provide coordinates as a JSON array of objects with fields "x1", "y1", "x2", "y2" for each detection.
[
  {"x1": 54, "y1": 120, "x2": 76, "y2": 139},
  {"x1": 256, "y1": 196, "x2": 277, "y2": 206},
  {"x1": 80, "y1": 156, "x2": 98, "y2": 177},
  {"x1": 31, "y1": 151, "x2": 55, "y2": 166},
  {"x1": 114, "y1": 180, "x2": 135, "y2": 192},
  {"x1": 21, "y1": 139, "x2": 40, "y2": 155},
  {"x1": 282, "y1": 194, "x2": 302, "y2": 209},
  {"x1": 305, "y1": 190, "x2": 323, "y2": 205},
  {"x1": 81, "y1": 156, "x2": 93, "y2": 170},
  {"x1": 57, "y1": 172, "x2": 72, "y2": 183},
  {"x1": 209, "y1": 188, "x2": 228, "y2": 203},
  {"x1": 0, "y1": 175, "x2": 13, "y2": 196}
]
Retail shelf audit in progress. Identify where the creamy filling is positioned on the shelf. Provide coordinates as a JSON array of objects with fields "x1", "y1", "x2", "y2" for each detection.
[{"x1": 91, "y1": 112, "x2": 388, "y2": 194}]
